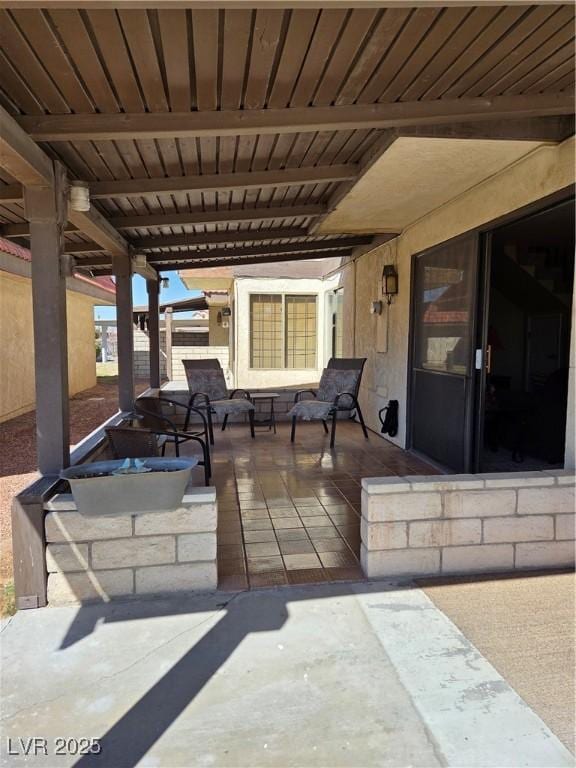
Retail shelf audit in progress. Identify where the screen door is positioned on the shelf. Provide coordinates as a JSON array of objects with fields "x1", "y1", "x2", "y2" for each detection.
[{"x1": 409, "y1": 234, "x2": 480, "y2": 472}]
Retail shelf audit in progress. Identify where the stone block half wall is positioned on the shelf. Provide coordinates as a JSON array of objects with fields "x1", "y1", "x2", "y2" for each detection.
[
  {"x1": 361, "y1": 470, "x2": 575, "y2": 579},
  {"x1": 44, "y1": 485, "x2": 218, "y2": 606}
]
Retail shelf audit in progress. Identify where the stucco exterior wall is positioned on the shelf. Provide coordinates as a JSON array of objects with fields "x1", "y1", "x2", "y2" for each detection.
[
  {"x1": 66, "y1": 290, "x2": 98, "y2": 397},
  {"x1": 0, "y1": 272, "x2": 98, "y2": 423},
  {"x1": 208, "y1": 307, "x2": 230, "y2": 347},
  {"x1": 234, "y1": 275, "x2": 339, "y2": 389},
  {"x1": 342, "y1": 137, "x2": 576, "y2": 456}
]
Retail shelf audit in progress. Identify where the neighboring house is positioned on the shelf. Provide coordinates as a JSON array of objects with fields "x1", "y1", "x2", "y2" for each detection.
[
  {"x1": 0, "y1": 237, "x2": 115, "y2": 423},
  {"x1": 179, "y1": 259, "x2": 344, "y2": 390}
]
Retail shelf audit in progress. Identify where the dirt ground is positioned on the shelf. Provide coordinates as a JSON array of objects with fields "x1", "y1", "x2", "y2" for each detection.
[{"x1": 0, "y1": 378, "x2": 147, "y2": 614}]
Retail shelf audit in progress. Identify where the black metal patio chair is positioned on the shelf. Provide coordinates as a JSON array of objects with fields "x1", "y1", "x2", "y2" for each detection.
[
  {"x1": 131, "y1": 395, "x2": 211, "y2": 484},
  {"x1": 183, "y1": 359, "x2": 255, "y2": 444},
  {"x1": 288, "y1": 358, "x2": 369, "y2": 449}
]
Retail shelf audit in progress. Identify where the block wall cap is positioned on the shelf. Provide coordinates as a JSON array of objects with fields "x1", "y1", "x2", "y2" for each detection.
[{"x1": 362, "y1": 477, "x2": 411, "y2": 494}]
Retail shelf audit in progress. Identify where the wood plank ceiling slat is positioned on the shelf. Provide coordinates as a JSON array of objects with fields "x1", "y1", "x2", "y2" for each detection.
[
  {"x1": 86, "y1": 10, "x2": 145, "y2": 112},
  {"x1": 49, "y1": 10, "x2": 119, "y2": 112},
  {"x1": 400, "y1": 6, "x2": 498, "y2": 102},
  {"x1": 118, "y1": 10, "x2": 168, "y2": 112},
  {"x1": 335, "y1": 8, "x2": 411, "y2": 105},
  {"x1": 0, "y1": 50, "x2": 44, "y2": 114},
  {"x1": 0, "y1": 10, "x2": 70, "y2": 113},
  {"x1": 12, "y1": 9, "x2": 94, "y2": 113},
  {"x1": 528, "y1": 61, "x2": 574, "y2": 95},
  {"x1": 267, "y1": 9, "x2": 318, "y2": 108},
  {"x1": 244, "y1": 8, "x2": 285, "y2": 109},
  {"x1": 543, "y1": 70, "x2": 574, "y2": 95},
  {"x1": 221, "y1": 10, "x2": 252, "y2": 110},
  {"x1": 424, "y1": 6, "x2": 527, "y2": 99},
  {"x1": 465, "y1": 7, "x2": 574, "y2": 97},
  {"x1": 158, "y1": 10, "x2": 191, "y2": 112},
  {"x1": 290, "y1": 9, "x2": 347, "y2": 107},
  {"x1": 519, "y1": 44, "x2": 576, "y2": 95},
  {"x1": 191, "y1": 9, "x2": 218, "y2": 111},
  {"x1": 312, "y1": 8, "x2": 379, "y2": 107},
  {"x1": 359, "y1": 7, "x2": 442, "y2": 104},
  {"x1": 443, "y1": 6, "x2": 557, "y2": 99},
  {"x1": 378, "y1": 8, "x2": 470, "y2": 104},
  {"x1": 497, "y1": 29, "x2": 575, "y2": 96}
]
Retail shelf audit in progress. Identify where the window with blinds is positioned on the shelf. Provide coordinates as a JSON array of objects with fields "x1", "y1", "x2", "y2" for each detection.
[{"x1": 250, "y1": 294, "x2": 317, "y2": 369}]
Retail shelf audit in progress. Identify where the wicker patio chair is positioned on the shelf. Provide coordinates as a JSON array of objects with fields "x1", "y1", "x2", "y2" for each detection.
[
  {"x1": 288, "y1": 358, "x2": 369, "y2": 448},
  {"x1": 133, "y1": 395, "x2": 211, "y2": 484},
  {"x1": 183, "y1": 359, "x2": 255, "y2": 444}
]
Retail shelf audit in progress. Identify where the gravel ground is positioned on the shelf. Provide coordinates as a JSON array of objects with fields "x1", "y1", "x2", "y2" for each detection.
[{"x1": 0, "y1": 379, "x2": 147, "y2": 613}]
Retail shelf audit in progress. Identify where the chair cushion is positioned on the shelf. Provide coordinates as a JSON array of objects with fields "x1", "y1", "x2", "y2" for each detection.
[
  {"x1": 288, "y1": 400, "x2": 333, "y2": 421},
  {"x1": 317, "y1": 368, "x2": 360, "y2": 404},
  {"x1": 211, "y1": 398, "x2": 255, "y2": 416},
  {"x1": 185, "y1": 368, "x2": 228, "y2": 401}
]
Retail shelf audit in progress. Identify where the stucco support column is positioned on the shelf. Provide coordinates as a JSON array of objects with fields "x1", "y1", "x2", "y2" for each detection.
[
  {"x1": 24, "y1": 162, "x2": 70, "y2": 475},
  {"x1": 147, "y1": 278, "x2": 160, "y2": 389},
  {"x1": 113, "y1": 256, "x2": 134, "y2": 413},
  {"x1": 165, "y1": 305, "x2": 173, "y2": 382}
]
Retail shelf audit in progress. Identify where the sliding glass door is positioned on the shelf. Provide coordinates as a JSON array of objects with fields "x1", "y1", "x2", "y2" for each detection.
[{"x1": 409, "y1": 234, "x2": 480, "y2": 472}]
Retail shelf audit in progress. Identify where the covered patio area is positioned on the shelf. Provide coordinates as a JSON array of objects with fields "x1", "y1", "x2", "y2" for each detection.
[
  {"x1": 2, "y1": 1, "x2": 574, "y2": 611},
  {"x1": 183, "y1": 419, "x2": 437, "y2": 590}
]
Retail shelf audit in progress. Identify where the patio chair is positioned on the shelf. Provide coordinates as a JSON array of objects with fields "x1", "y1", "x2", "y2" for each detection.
[
  {"x1": 132, "y1": 396, "x2": 211, "y2": 484},
  {"x1": 106, "y1": 423, "x2": 210, "y2": 486},
  {"x1": 288, "y1": 358, "x2": 369, "y2": 449},
  {"x1": 183, "y1": 359, "x2": 255, "y2": 444}
]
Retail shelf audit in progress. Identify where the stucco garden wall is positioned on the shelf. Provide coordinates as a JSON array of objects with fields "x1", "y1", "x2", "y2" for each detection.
[
  {"x1": 341, "y1": 138, "x2": 576, "y2": 461},
  {"x1": 0, "y1": 272, "x2": 98, "y2": 423}
]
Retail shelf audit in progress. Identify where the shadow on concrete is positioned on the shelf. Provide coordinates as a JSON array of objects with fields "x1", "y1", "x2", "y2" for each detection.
[{"x1": 65, "y1": 580, "x2": 398, "y2": 768}]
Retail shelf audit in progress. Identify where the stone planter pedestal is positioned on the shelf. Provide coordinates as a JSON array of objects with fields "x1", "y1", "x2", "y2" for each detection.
[{"x1": 44, "y1": 484, "x2": 217, "y2": 606}]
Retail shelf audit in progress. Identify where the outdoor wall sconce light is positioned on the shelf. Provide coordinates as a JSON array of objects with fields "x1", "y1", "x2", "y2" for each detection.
[
  {"x1": 69, "y1": 180, "x2": 90, "y2": 212},
  {"x1": 370, "y1": 300, "x2": 383, "y2": 315},
  {"x1": 222, "y1": 307, "x2": 232, "y2": 317},
  {"x1": 160, "y1": 277, "x2": 170, "y2": 290},
  {"x1": 382, "y1": 264, "x2": 399, "y2": 305}
]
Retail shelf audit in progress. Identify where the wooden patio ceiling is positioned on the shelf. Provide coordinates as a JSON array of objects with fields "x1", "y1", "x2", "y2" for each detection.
[{"x1": 0, "y1": 3, "x2": 574, "y2": 274}]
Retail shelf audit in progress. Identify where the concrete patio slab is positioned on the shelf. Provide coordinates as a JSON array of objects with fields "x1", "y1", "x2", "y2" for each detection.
[{"x1": 1, "y1": 581, "x2": 573, "y2": 768}]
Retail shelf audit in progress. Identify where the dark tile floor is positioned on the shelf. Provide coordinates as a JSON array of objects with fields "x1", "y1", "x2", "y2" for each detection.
[{"x1": 185, "y1": 420, "x2": 438, "y2": 591}]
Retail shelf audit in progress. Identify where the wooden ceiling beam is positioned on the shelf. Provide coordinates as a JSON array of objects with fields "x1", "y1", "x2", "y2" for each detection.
[
  {"x1": 67, "y1": 205, "x2": 128, "y2": 257},
  {"x1": 0, "y1": 183, "x2": 24, "y2": 202},
  {"x1": 78, "y1": 247, "x2": 354, "y2": 272},
  {"x1": 63, "y1": 241, "x2": 105, "y2": 253},
  {"x1": 143, "y1": 237, "x2": 370, "y2": 262},
  {"x1": 90, "y1": 165, "x2": 357, "y2": 199},
  {"x1": 0, "y1": 1, "x2": 569, "y2": 7},
  {"x1": 132, "y1": 228, "x2": 311, "y2": 250},
  {"x1": 0, "y1": 105, "x2": 129, "y2": 256},
  {"x1": 0, "y1": 222, "x2": 80, "y2": 238},
  {"x1": 17, "y1": 94, "x2": 574, "y2": 141},
  {"x1": 398, "y1": 115, "x2": 576, "y2": 142},
  {"x1": 0, "y1": 105, "x2": 54, "y2": 186},
  {"x1": 4, "y1": 116, "x2": 570, "y2": 206},
  {"x1": 110, "y1": 204, "x2": 327, "y2": 230},
  {"x1": 150, "y1": 248, "x2": 355, "y2": 271}
]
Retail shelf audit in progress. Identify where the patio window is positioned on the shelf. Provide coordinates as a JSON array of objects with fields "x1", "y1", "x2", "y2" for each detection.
[{"x1": 250, "y1": 294, "x2": 317, "y2": 369}]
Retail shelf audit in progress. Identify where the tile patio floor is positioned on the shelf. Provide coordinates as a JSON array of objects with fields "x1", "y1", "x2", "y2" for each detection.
[{"x1": 184, "y1": 420, "x2": 438, "y2": 591}]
